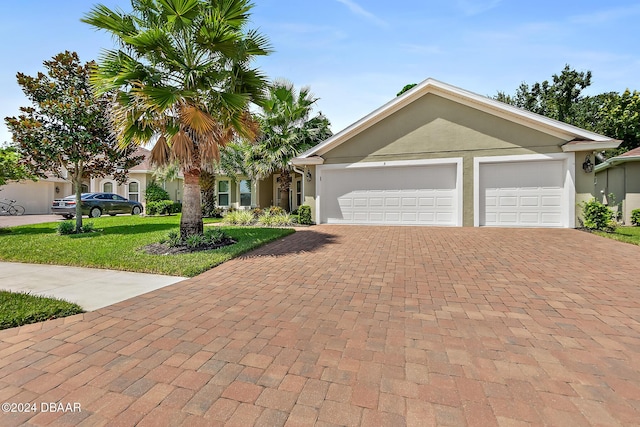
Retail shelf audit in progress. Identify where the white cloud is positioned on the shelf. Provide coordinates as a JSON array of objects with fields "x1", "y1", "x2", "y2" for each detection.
[{"x1": 335, "y1": 0, "x2": 389, "y2": 28}]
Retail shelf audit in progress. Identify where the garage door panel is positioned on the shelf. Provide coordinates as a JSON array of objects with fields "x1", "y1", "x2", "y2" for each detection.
[
  {"x1": 480, "y1": 160, "x2": 566, "y2": 227},
  {"x1": 321, "y1": 164, "x2": 459, "y2": 225}
]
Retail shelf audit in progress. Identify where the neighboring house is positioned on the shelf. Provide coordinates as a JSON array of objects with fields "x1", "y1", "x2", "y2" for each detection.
[
  {"x1": 289, "y1": 78, "x2": 620, "y2": 228},
  {"x1": 594, "y1": 147, "x2": 640, "y2": 225},
  {"x1": 212, "y1": 173, "x2": 304, "y2": 212},
  {"x1": 0, "y1": 147, "x2": 183, "y2": 214}
]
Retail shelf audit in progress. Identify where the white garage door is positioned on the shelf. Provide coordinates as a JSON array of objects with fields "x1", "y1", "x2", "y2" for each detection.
[
  {"x1": 479, "y1": 160, "x2": 566, "y2": 227},
  {"x1": 319, "y1": 163, "x2": 460, "y2": 225}
]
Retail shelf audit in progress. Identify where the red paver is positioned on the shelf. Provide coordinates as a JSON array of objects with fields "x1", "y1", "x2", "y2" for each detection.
[{"x1": 2, "y1": 226, "x2": 640, "y2": 426}]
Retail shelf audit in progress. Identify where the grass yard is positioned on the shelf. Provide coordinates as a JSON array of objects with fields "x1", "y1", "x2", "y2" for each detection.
[
  {"x1": 0, "y1": 215, "x2": 295, "y2": 277},
  {"x1": 0, "y1": 291, "x2": 84, "y2": 330},
  {"x1": 594, "y1": 226, "x2": 640, "y2": 246}
]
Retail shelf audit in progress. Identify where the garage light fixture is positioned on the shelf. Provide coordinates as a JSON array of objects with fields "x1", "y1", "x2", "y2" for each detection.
[{"x1": 582, "y1": 155, "x2": 594, "y2": 173}]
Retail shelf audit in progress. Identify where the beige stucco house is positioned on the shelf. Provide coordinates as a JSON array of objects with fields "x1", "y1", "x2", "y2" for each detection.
[
  {"x1": 290, "y1": 78, "x2": 620, "y2": 228},
  {"x1": 1, "y1": 147, "x2": 183, "y2": 214},
  {"x1": 211, "y1": 173, "x2": 305, "y2": 212},
  {"x1": 595, "y1": 147, "x2": 640, "y2": 225}
]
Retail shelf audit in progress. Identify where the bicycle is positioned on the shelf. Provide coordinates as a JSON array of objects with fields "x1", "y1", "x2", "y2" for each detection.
[{"x1": 0, "y1": 199, "x2": 25, "y2": 216}]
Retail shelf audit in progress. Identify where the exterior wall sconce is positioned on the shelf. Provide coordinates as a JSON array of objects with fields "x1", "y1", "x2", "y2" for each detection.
[
  {"x1": 306, "y1": 170, "x2": 312, "y2": 182},
  {"x1": 582, "y1": 155, "x2": 594, "y2": 173},
  {"x1": 55, "y1": 186, "x2": 60, "y2": 194}
]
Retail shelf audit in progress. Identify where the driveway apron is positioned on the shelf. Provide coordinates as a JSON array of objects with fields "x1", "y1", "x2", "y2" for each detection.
[{"x1": 1, "y1": 226, "x2": 640, "y2": 426}]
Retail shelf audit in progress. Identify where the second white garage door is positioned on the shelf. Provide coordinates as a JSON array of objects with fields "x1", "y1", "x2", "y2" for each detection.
[
  {"x1": 318, "y1": 161, "x2": 461, "y2": 226},
  {"x1": 478, "y1": 159, "x2": 568, "y2": 227}
]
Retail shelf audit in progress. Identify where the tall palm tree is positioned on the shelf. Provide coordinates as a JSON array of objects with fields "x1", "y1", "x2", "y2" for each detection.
[
  {"x1": 83, "y1": 0, "x2": 270, "y2": 237},
  {"x1": 247, "y1": 80, "x2": 332, "y2": 211}
]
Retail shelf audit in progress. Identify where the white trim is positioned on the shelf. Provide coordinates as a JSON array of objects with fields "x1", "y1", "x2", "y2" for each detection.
[
  {"x1": 238, "y1": 179, "x2": 252, "y2": 208},
  {"x1": 473, "y1": 153, "x2": 575, "y2": 228},
  {"x1": 216, "y1": 178, "x2": 231, "y2": 207},
  {"x1": 101, "y1": 180, "x2": 116, "y2": 194},
  {"x1": 316, "y1": 157, "x2": 464, "y2": 226},
  {"x1": 562, "y1": 141, "x2": 620, "y2": 152},
  {"x1": 127, "y1": 179, "x2": 141, "y2": 202}
]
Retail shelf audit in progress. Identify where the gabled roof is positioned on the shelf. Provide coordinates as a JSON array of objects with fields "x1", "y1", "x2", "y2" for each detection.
[
  {"x1": 292, "y1": 78, "x2": 620, "y2": 165},
  {"x1": 595, "y1": 147, "x2": 640, "y2": 173}
]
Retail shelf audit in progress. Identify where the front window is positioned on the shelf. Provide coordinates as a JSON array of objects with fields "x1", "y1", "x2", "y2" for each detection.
[
  {"x1": 218, "y1": 180, "x2": 230, "y2": 206},
  {"x1": 103, "y1": 182, "x2": 113, "y2": 193},
  {"x1": 128, "y1": 181, "x2": 139, "y2": 202},
  {"x1": 240, "y1": 180, "x2": 252, "y2": 207}
]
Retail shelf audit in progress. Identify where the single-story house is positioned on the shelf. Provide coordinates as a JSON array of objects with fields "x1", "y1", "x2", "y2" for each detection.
[
  {"x1": 287, "y1": 78, "x2": 620, "y2": 228},
  {"x1": 594, "y1": 147, "x2": 640, "y2": 225},
  {"x1": 212, "y1": 173, "x2": 305, "y2": 212},
  {"x1": 1, "y1": 147, "x2": 183, "y2": 214}
]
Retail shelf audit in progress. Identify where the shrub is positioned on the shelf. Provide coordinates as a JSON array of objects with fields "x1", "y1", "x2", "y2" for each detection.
[
  {"x1": 145, "y1": 181, "x2": 170, "y2": 202},
  {"x1": 298, "y1": 205, "x2": 312, "y2": 225},
  {"x1": 258, "y1": 213, "x2": 293, "y2": 227},
  {"x1": 81, "y1": 222, "x2": 95, "y2": 233},
  {"x1": 223, "y1": 209, "x2": 255, "y2": 225},
  {"x1": 161, "y1": 228, "x2": 230, "y2": 249},
  {"x1": 147, "y1": 200, "x2": 177, "y2": 215},
  {"x1": 632, "y1": 209, "x2": 640, "y2": 226},
  {"x1": 268, "y1": 206, "x2": 285, "y2": 216},
  {"x1": 57, "y1": 221, "x2": 96, "y2": 235},
  {"x1": 251, "y1": 207, "x2": 264, "y2": 219},
  {"x1": 169, "y1": 202, "x2": 182, "y2": 214},
  {"x1": 57, "y1": 221, "x2": 76, "y2": 235},
  {"x1": 581, "y1": 198, "x2": 616, "y2": 232}
]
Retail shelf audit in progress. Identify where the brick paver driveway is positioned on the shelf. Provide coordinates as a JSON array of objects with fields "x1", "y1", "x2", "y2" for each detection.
[{"x1": 2, "y1": 226, "x2": 640, "y2": 426}]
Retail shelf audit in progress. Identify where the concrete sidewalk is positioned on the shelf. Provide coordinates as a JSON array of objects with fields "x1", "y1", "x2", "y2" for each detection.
[{"x1": 0, "y1": 261, "x2": 186, "y2": 310}]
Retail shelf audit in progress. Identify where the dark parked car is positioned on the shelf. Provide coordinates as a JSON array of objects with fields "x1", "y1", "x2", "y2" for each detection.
[{"x1": 52, "y1": 193, "x2": 144, "y2": 219}]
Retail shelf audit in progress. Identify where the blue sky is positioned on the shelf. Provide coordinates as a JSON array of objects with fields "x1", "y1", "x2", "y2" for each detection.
[{"x1": 2, "y1": 0, "x2": 639, "y2": 145}]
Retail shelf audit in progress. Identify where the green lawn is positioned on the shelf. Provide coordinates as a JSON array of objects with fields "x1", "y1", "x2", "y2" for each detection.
[
  {"x1": 0, "y1": 215, "x2": 294, "y2": 277},
  {"x1": 594, "y1": 226, "x2": 640, "y2": 246},
  {"x1": 0, "y1": 291, "x2": 84, "y2": 330}
]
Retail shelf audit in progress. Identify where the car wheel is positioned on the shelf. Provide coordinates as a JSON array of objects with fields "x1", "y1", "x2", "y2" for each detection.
[
  {"x1": 89, "y1": 207, "x2": 102, "y2": 218},
  {"x1": 132, "y1": 206, "x2": 142, "y2": 215},
  {"x1": 109, "y1": 214, "x2": 117, "y2": 216},
  {"x1": 63, "y1": 214, "x2": 74, "y2": 219}
]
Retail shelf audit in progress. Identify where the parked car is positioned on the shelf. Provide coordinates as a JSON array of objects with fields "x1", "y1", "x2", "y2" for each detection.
[{"x1": 52, "y1": 193, "x2": 144, "y2": 219}]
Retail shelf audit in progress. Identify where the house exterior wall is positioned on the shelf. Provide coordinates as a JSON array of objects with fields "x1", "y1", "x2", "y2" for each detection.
[
  {"x1": 597, "y1": 163, "x2": 640, "y2": 225},
  {"x1": 627, "y1": 164, "x2": 640, "y2": 224},
  {"x1": 319, "y1": 94, "x2": 583, "y2": 226}
]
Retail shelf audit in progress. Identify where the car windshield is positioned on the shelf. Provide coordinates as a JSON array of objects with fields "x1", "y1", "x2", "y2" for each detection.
[{"x1": 62, "y1": 193, "x2": 94, "y2": 200}]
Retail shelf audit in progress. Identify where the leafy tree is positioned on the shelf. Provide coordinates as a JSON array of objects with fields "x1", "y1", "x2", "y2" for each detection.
[
  {"x1": 0, "y1": 146, "x2": 34, "y2": 187},
  {"x1": 83, "y1": 0, "x2": 271, "y2": 238},
  {"x1": 495, "y1": 65, "x2": 640, "y2": 155},
  {"x1": 595, "y1": 90, "x2": 640, "y2": 154},
  {"x1": 397, "y1": 83, "x2": 417, "y2": 96},
  {"x1": 245, "y1": 80, "x2": 332, "y2": 211},
  {"x1": 496, "y1": 65, "x2": 591, "y2": 123},
  {"x1": 4, "y1": 51, "x2": 141, "y2": 231}
]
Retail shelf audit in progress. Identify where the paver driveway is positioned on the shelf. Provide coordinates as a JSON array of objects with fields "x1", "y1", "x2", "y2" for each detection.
[{"x1": 1, "y1": 226, "x2": 640, "y2": 426}]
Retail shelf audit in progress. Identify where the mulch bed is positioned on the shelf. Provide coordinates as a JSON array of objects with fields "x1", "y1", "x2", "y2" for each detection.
[{"x1": 141, "y1": 238, "x2": 236, "y2": 255}]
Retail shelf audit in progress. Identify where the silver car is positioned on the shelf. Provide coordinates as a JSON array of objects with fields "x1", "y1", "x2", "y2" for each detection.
[{"x1": 52, "y1": 193, "x2": 144, "y2": 219}]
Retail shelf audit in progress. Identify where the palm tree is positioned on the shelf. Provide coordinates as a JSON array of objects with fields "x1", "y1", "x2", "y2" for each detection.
[
  {"x1": 247, "y1": 80, "x2": 332, "y2": 211},
  {"x1": 83, "y1": 0, "x2": 270, "y2": 237}
]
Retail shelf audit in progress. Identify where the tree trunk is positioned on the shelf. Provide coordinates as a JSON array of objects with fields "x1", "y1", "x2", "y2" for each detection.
[
  {"x1": 200, "y1": 169, "x2": 216, "y2": 218},
  {"x1": 72, "y1": 168, "x2": 83, "y2": 232},
  {"x1": 277, "y1": 169, "x2": 291, "y2": 212},
  {"x1": 181, "y1": 169, "x2": 203, "y2": 238}
]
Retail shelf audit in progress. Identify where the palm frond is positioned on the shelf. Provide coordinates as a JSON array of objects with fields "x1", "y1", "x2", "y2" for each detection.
[
  {"x1": 150, "y1": 135, "x2": 171, "y2": 167},
  {"x1": 170, "y1": 129, "x2": 195, "y2": 169}
]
